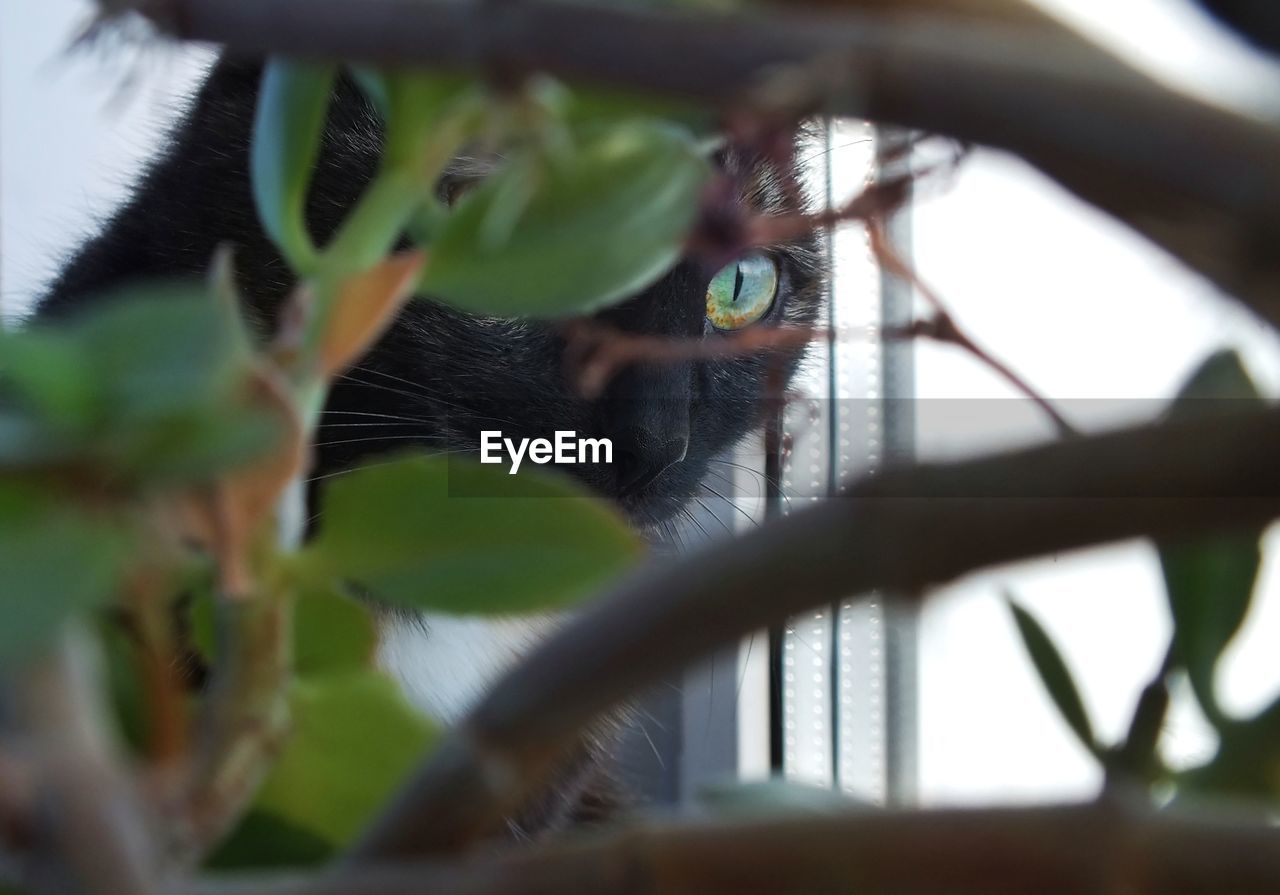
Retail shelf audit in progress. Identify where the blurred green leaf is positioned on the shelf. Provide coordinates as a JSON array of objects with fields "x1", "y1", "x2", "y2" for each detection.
[
  {"x1": 293, "y1": 584, "x2": 377, "y2": 676},
  {"x1": 0, "y1": 328, "x2": 94, "y2": 426},
  {"x1": 1007, "y1": 598, "x2": 1101, "y2": 759},
  {"x1": 303, "y1": 454, "x2": 640, "y2": 615},
  {"x1": 1159, "y1": 350, "x2": 1265, "y2": 727},
  {"x1": 2, "y1": 285, "x2": 278, "y2": 484},
  {"x1": 1159, "y1": 535, "x2": 1260, "y2": 726},
  {"x1": 520, "y1": 74, "x2": 715, "y2": 139},
  {"x1": 1166, "y1": 349, "x2": 1261, "y2": 417},
  {"x1": 207, "y1": 810, "x2": 333, "y2": 870},
  {"x1": 0, "y1": 484, "x2": 131, "y2": 665},
  {"x1": 421, "y1": 121, "x2": 710, "y2": 316},
  {"x1": 98, "y1": 615, "x2": 148, "y2": 753},
  {"x1": 191, "y1": 583, "x2": 375, "y2": 678},
  {"x1": 1179, "y1": 696, "x2": 1280, "y2": 800},
  {"x1": 251, "y1": 671, "x2": 439, "y2": 845},
  {"x1": 564, "y1": 84, "x2": 716, "y2": 136},
  {"x1": 252, "y1": 59, "x2": 336, "y2": 271}
]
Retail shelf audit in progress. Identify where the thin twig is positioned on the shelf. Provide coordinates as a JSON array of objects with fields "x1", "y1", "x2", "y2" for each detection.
[
  {"x1": 350, "y1": 405, "x2": 1280, "y2": 859},
  {"x1": 868, "y1": 223, "x2": 1079, "y2": 438}
]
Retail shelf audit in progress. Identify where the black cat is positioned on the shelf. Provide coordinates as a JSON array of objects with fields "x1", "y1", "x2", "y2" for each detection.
[{"x1": 37, "y1": 57, "x2": 824, "y2": 838}]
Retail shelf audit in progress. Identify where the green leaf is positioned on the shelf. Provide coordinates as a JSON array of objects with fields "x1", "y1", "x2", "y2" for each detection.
[
  {"x1": 251, "y1": 671, "x2": 439, "y2": 845},
  {"x1": 293, "y1": 584, "x2": 377, "y2": 677},
  {"x1": 1159, "y1": 535, "x2": 1260, "y2": 725},
  {"x1": 1158, "y1": 350, "x2": 1265, "y2": 726},
  {"x1": 303, "y1": 454, "x2": 640, "y2": 615},
  {"x1": 1178, "y1": 697, "x2": 1280, "y2": 800},
  {"x1": 519, "y1": 74, "x2": 715, "y2": 141},
  {"x1": 421, "y1": 121, "x2": 710, "y2": 316},
  {"x1": 252, "y1": 59, "x2": 336, "y2": 272},
  {"x1": 190, "y1": 583, "x2": 375, "y2": 678},
  {"x1": 0, "y1": 484, "x2": 130, "y2": 666},
  {"x1": 563, "y1": 84, "x2": 715, "y2": 137},
  {"x1": 3, "y1": 285, "x2": 279, "y2": 484},
  {"x1": 98, "y1": 615, "x2": 148, "y2": 753},
  {"x1": 1166, "y1": 349, "x2": 1261, "y2": 417},
  {"x1": 74, "y1": 286, "x2": 251, "y2": 409},
  {"x1": 207, "y1": 810, "x2": 334, "y2": 870},
  {"x1": 0, "y1": 328, "x2": 95, "y2": 426},
  {"x1": 1007, "y1": 598, "x2": 1100, "y2": 758}
]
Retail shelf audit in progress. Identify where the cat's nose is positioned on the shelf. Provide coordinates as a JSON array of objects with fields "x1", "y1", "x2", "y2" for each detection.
[{"x1": 615, "y1": 427, "x2": 689, "y2": 496}]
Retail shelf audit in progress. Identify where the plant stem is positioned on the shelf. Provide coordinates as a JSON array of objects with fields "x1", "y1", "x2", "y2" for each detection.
[{"x1": 177, "y1": 580, "x2": 292, "y2": 863}]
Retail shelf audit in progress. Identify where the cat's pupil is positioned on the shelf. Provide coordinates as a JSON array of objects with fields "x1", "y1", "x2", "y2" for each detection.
[{"x1": 732, "y1": 265, "x2": 744, "y2": 303}]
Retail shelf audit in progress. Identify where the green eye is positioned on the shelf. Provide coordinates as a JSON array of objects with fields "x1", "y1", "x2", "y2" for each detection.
[{"x1": 705, "y1": 253, "x2": 779, "y2": 331}]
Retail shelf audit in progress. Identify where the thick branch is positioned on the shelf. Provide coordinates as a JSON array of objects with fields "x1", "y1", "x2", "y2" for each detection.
[
  {"x1": 207, "y1": 802, "x2": 1280, "y2": 895},
  {"x1": 129, "y1": 0, "x2": 1280, "y2": 328},
  {"x1": 350, "y1": 405, "x2": 1280, "y2": 858}
]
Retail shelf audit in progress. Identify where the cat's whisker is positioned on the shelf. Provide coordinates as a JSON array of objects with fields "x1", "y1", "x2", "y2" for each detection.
[
  {"x1": 665, "y1": 518, "x2": 689, "y2": 554},
  {"x1": 337, "y1": 371, "x2": 486, "y2": 417},
  {"x1": 690, "y1": 495, "x2": 735, "y2": 539},
  {"x1": 630, "y1": 704, "x2": 669, "y2": 734},
  {"x1": 320, "y1": 409, "x2": 437, "y2": 424},
  {"x1": 660, "y1": 522, "x2": 680, "y2": 550},
  {"x1": 794, "y1": 137, "x2": 875, "y2": 169},
  {"x1": 706, "y1": 459, "x2": 796, "y2": 507},
  {"x1": 346, "y1": 363, "x2": 439, "y2": 396},
  {"x1": 736, "y1": 629, "x2": 758, "y2": 706},
  {"x1": 698, "y1": 481, "x2": 759, "y2": 529},
  {"x1": 633, "y1": 716, "x2": 666, "y2": 771},
  {"x1": 677, "y1": 505, "x2": 714, "y2": 545},
  {"x1": 703, "y1": 465, "x2": 760, "y2": 501},
  {"x1": 302, "y1": 449, "x2": 474, "y2": 484},
  {"x1": 728, "y1": 460, "x2": 796, "y2": 505},
  {"x1": 316, "y1": 421, "x2": 438, "y2": 429},
  {"x1": 312, "y1": 434, "x2": 452, "y2": 450},
  {"x1": 334, "y1": 372, "x2": 432, "y2": 406},
  {"x1": 334, "y1": 372, "x2": 524, "y2": 431}
]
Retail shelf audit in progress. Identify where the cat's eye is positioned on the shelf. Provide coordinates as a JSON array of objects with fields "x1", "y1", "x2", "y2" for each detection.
[{"x1": 705, "y1": 253, "x2": 779, "y2": 331}]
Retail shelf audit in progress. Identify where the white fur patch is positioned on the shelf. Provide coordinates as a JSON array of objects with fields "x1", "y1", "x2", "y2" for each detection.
[{"x1": 376, "y1": 612, "x2": 551, "y2": 724}]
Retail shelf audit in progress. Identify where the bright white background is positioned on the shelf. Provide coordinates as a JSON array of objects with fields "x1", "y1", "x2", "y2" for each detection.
[{"x1": 4, "y1": 0, "x2": 1280, "y2": 804}]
